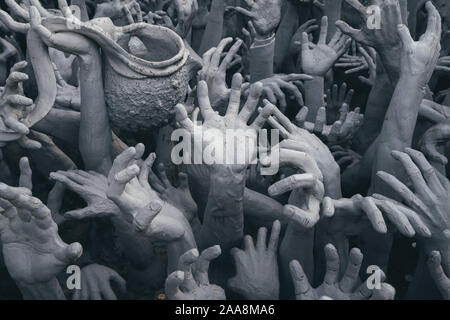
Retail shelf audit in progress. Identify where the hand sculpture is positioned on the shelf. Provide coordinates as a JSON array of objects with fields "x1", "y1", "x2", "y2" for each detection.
[
  {"x1": 198, "y1": 37, "x2": 243, "y2": 110},
  {"x1": 292, "y1": 104, "x2": 363, "y2": 146},
  {"x1": 300, "y1": 16, "x2": 351, "y2": 77},
  {"x1": 175, "y1": 74, "x2": 275, "y2": 171},
  {"x1": 377, "y1": 148, "x2": 450, "y2": 272},
  {"x1": 147, "y1": 162, "x2": 198, "y2": 223},
  {"x1": 267, "y1": 150, "x2": 324, "y2": 229},
  {"x1": 322, "y1": 193, "x2": 431, "y2": 238},
  {"x1": 325, "y1": 82, "x2": 354, "y2": 123},
  {"x1": 0, "y1": 165, "x2": 82, "y2": 286},
  {"x1": 290, "y1": 244, "x2": 395, "y2": 300},
  {"x1": 228, "y1": 220, "x2": 281, "y2": 300},
  {"x1": 165, "y1": 246, "x2": 225, "y2": 299},
  {"x1": 419, "y1": 119, "x2": 450, "y2": 165},
  {"x1": 243, "y1": 74, "x2": 312, "y2": 112},
  {"x1": 106, "y1": 144, "x2": 191, "y2": 242},
  {"x1": 231, "y1": 0, "x2": 283, "y2": 36},
  {"x1": 50, "y1": 169, "x2": 121, "y2": 220},
  {"x1": 428, "y1": 247, "x2": 450, "y2": 300},
  {"x1": 0, "y1": 61, "x2": 41, "y2": 149},
  {"x1": 72, "y1": 264, "x2": 127, "y2": 300}
]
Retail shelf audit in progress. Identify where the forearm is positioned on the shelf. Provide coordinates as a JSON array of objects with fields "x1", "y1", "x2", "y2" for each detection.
[
  {"x1": 303, "y1": 76, "x2": 325, "y2": 122},
  {"x1": 323, "y1": 1, "x2": 343, "y2": 41},
  {"x1": 78, "y1": 51, "x2": 112, "y2": 175},
  {"x1": 377, "y1": 75, "x2": 426, "y2": 148},
  {"x1": 17, "y1": 278, "x2": 67, "y2": 300},
  {"x1": 199, "y1": 166, "x2": 246, "y2": 250},
  {"x1": 198, "y1": 0, "x2": 225, "y2": 55},
  {"x1": 250, "y1": 33, "x2": 276, "y2": 82},
  {"x1": 354, "y1": 64, "x2": 394, "y2": 153},
  {"x1": 167, "y1": 229, "x2": 197, "y2": 273},
  {"x1": 280, "y1": 224, "x2": 315, "y2": 281},
  {"x1": 274, "y1": 2, "x2": 299, "y2": 72},
  {"x1": 377, "y1": 45, "x2": 402, "y2": 84}
]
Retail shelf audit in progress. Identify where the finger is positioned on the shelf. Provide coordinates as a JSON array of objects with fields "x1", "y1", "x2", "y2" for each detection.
[
  {"x1": 428, "y1": 251, "x2": 450, "y2": 296},
  {"x1": 339, "y1": 247, "x2": 363, "y2": 293},
  {"x1": 225, "y1": 73, "x2": 243, "y2": 119},
  {"x1": 197, "y1": 81, "x2": 216, "y2": 120},
  {"x1": 314, "y1": 107, "x2": 326, "y2": 134},
  {"x1": 115, "y1": 165, "x2": 140, "y2": 184},
  {"x1": 139, "y1": 153, "x2": 156, "y2": 187},
  {"x1": 356, "y1": 196, "x2": 387, "y2": 234},
  {"x1": 175, "y1": 104, "x2": 195, "y2": 133},
  {"x1": 157, "y1": 163, "x2": 172, "y2": 188},
  {"x1": 268, "y1": 220, "x2": 281, "y2": 253},
  {"x1": 0, "y1": 10, "x2": 29, "y2": 33},
  {"x1": 239, "y1": 82, "x2": 263, "y2": 122},
  {"x1": 256, "y1": 226, "x2": 268, "y2": 252},
  {"x1": 345, "y1": 0, "x2": 367, "y2": 18},
  {"x1": 318, "y1": 16, "x2": 328, "y2": 45},
  {"x1": 372, "y1": 193, "x2": 432, "y2": 237},
  {"x1": 335, "y1": 21, "x2": 363, "y2": 43},
  {"x1": 295, "y1": 106, "x2": 309, "y2": 127},
  {"x1": 10, "y1": 60, "x2": 28, "y2": 73},
  {"x1": 195, "y1": 245, "x2": 221, "y2": 286},
  {"x1": 5, "y1": 71, "x2": 28, "y2": 88},
  {"x1": 290, "y1": 260, "x2": 314, "y2": 300},
  {"x1": 268, "y1": 173, "x2": 320, "y2": 197},
  {"x1": 19, "y1": 157, "x2": 32, "y2": 190},
  {"x1": 250, "y1": 102, "x2": 276, "y2": 129},
  {"x1": 404, "y1": 148, "x2": 443, "y2": 193},
  {"x1": 323, "y1": 244, "x2": 340, "y2": 285},
  {"x1": 211, "y1": 37, "x2": 233, "y2": 67},
  {"x1": 178, "y1": 249, "x2": 199, "y2": 291},
  {"x1": 391, "y1": 150, "x2": 430, "y2": 198},
  {"x1": 374, "y1": 198, "x2": 415, "y2": 237},
  {"x1": 4, "y1": 116, "x2": 29, "y2": 135},
  {"x1": 6, "y1": 0, "x2": 30, "y2": 21},
  {"x1": 220, "y1": 39, "x2": 243, "y2": 72},
  {"x1": 165, "y1": 271, "x2": 185, "y2": 300},
  {"x1": 55, "y1": 242, "x2": 83, "y2": 264},
  {"x1": 283, "y1": 204, "x2": 320, "y2": 229},
  {"x1": 370, "y1": 283, "x2": 396, "y2": 300},
  {"x1": 397, "y1": 24, "x2": 414, "y2": 52},
  {"x1": 7, "y1": 94, "x2": 34, "y2": 107},
  {"x1": 376, "y1": 171, "x2": 433, "y2": 220},
  {"x1": 243, "y1": 234, "x2": 255, "y2": 253}
]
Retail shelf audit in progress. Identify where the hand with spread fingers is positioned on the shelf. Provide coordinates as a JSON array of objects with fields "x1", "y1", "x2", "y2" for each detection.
[
  {"x1": 0, "y1": 158, "x2": 82, "y2": 293},
  {"x1": 228, "y1": 220, "x2": 281, "y2": 300},
  {"x1": 49, "y1": 169, "x2": 121, "y2": 220},
  {"x1": 230, "y1": 0, "x2": 283, "y2": 36},
  {"x1": 0, "y1": 61, "x2": 41, "y2": 149},
  {"x1": 72, "y1": 264, "x2": 127, "y2": 300},
  {"x1": 289, "y1": 244, "x2": 395, "y2": 300},
  {"x1": 243, "y1": 73, "x2": 312, "y2": 113},
  {"x1": 198, "y1": 37, "x2": 243, "y2": 110},
  {"x1": 165, "y1": 246, "x2": 225, "y2": 300},
  {"x1": 293, "y1": 104, "x2": 363, "y2": 147},
  {"x1": 376, "y1": 148, "x2": 450, "y2": 272},
  {"x1": 321, "y1": 192, "x2": 432, "y2": 238},
  {"x1": 325, "y1": 82, "x2": 354, "y2": 123},
  {"x1": 300, "y1": 16, "x2": 351, "y2": 77},
  {"x1": 174, "y1": 74, "x2": 275, "y2": 172}
]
